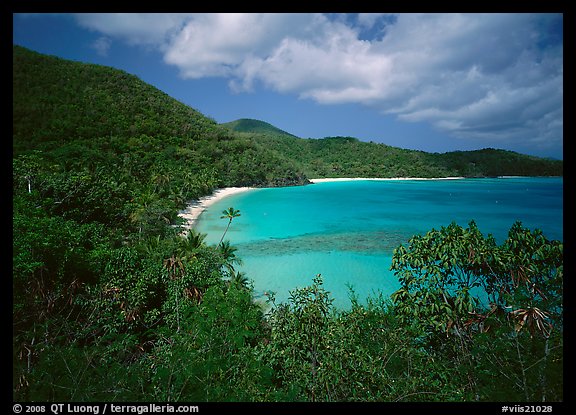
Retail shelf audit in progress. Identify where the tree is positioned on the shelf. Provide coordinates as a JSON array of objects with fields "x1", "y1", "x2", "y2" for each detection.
[
  {"x1": 13, "y1": 152, "x2": 43, "y2": 194},
  {"x1": 229, "y1": 271, "x2": 250, "y2": 290},
  {"x1": 261, "y1": 274, "x2": 334, "y2": 401},
  {"x1": 179, "y1": 229, "x2": 207, "y2": 257},
  {"x1": 218, "y1": 207, "x2": 241, "y2": 246},
  {"x1": 390, "y1": 220, "x2": 563, "y2": 401},
  {"x1": 390, "y1": 221, "x2": 492, "y2": 336},
  {"x1": 218, "y1": 240, "x2": 243, "y2": 275}
]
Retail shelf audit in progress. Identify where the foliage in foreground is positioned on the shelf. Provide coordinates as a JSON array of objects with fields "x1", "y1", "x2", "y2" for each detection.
[
  {"x1": 14, "y1": 217, "x2": 562, "y2": 402},
  {"x1": 391, "y1": 221, "x2": 563, "y2": 401}
]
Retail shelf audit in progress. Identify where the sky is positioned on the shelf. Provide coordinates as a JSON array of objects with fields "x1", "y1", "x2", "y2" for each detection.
[{"x1": 12, "y1": 13, "x2": 564, "y2": 159}]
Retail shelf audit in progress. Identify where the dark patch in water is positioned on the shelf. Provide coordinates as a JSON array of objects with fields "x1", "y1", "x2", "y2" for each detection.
[{"x1": 236, "y1": 229, "x2": 412, "y2": 257}]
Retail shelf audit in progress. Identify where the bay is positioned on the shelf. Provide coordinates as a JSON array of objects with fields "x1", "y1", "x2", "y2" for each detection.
[{"x1": 196, "y1": 177, "x2": 563, "y2": 309}]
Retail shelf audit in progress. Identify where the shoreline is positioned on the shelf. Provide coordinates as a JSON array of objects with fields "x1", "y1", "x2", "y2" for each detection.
[
  {"x1": 178, "y1": 187, "x2": 256, "y2": 231},
  {"x1": 178, "y1": 175, "x2": 553, "y2": 231},
  {"x1": 308, "y1": 177, "x2": 465, "y2": 183}
]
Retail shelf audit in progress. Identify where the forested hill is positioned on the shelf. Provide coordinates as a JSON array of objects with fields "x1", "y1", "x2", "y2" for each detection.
[
  {"x1": 221, "y1": 118, "x2": 299, "y2": 138},
  {"x1": 13, "y1": 46, "x2": 218, "y2": 151},
  {"x1": 13, "y1": 45, "x2": 310, "y2": 191},
  {"x1": 222, "y1": 119, "x2": 563, "y2": 178},
  {"x1": 14, "y1": 45, "x2": 562, "y2": 196},
  {"x1": 251, "y1": 133, "x2": 563, "y2": 178}
]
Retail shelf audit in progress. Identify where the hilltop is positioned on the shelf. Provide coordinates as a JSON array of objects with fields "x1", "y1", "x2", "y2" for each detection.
[
  {"x1": 13, "y1": 46, "x2": 219, "y2": 151},
  {"x1": 221, "y1": 118, "x2": 299, "y2": 138}
]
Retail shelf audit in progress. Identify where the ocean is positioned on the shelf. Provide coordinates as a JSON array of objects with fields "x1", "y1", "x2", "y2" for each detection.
[{"x1": 195, "y1": 177, "x2": 563, "y2": 309}]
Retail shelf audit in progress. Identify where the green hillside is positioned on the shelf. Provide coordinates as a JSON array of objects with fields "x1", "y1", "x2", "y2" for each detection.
[
  {"x1": 221, "y1": 118, "x2": 563, "y2": 178},
  {"x1": 13, "y1": 46, "x2": 563, "y2": 402},
  {"x1": 13, "y1": 44, "x2": 562, "y2": 198},
  {"x1": 221, "y1": 118, "x2": 299, "y2": 138},
  {"x1": 13, "y1": 46, "x2": 309, "y2": 189},
  {"x1": 13, "y1": 46, "x2": 218, "y2": 152}
]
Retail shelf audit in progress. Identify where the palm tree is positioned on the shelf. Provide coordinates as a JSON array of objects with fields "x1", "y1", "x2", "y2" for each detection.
[
  {"x1": 151, "y1": 171, "x2": 171, "y2": 195},
  {"x1": 129, "y1": 190, "x2": 156, "y2": 235},
  {"x1": 218, "y1": 240, "x2": 243, "y2": 274},
  {"x1": 182, "y1": 229, "x2": 207, "y2": 250},
  {"x1": 229, "y1": 271, "x2": 250, "y2": 290},
  {"x1": 178, "y1": 229, "x2": 207, "y2": 262},
  {"x1": 218, "y1": 207, "x2": 241, "y2": 246}
]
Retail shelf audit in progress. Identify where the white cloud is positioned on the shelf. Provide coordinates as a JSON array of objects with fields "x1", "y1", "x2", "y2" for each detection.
[
  {"x1": 163, "y1": 13, "x2": 319, "y2": 80},
  {"x1": 91, "y1": 36, "x2": 111, "y2": 56},
  {"x1": 72, "y1": 13, "x2": 563, "y2": 150},
  {"x1": 74, "y1": 13, "x2": 193, "y2": 47}
]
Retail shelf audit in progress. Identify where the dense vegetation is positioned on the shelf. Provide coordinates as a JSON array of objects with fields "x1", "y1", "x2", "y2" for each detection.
[
  {"x1": 221, "y1": 121, "x2": 562, "y2": 179},
  {"x1": 245, "y1": 134, "x2": 562, "y2": 179},
  {"x1": 13, "y1": 45, "x2": 563, "y2": 403},
  {"x1": 221, "y1": 118, "x2": 299, "y2": 138}
]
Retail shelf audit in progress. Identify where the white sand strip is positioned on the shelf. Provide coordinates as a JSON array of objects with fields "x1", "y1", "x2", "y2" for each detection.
[
  {"x1": 179, "y1": 187, "x2": 256, "y2": 231},
  {"x1": 309, "y1": 177, "x2": 465, "y2": 183}
]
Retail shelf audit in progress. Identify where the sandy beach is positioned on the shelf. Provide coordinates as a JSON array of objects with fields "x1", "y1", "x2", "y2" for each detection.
[
  {"x1": 309, "y1": 177, "x2": 465, "y2": 183},
  {"x1": 178, "y1": 187, "x2": 256, "y2": 231}
]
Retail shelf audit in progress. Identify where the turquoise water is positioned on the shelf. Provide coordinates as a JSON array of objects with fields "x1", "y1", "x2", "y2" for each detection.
[{"x1": 196, "y1": 178, "x2": 563, "y2": 309}]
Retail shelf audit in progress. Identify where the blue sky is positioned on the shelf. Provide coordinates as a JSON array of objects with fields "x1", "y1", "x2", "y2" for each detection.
[{"x1": 13, "y1": 13, "x2": 563, "y2": 159}]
